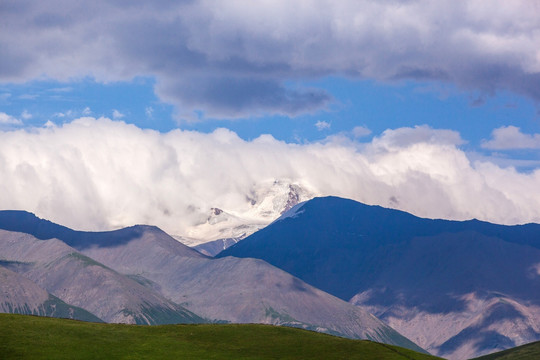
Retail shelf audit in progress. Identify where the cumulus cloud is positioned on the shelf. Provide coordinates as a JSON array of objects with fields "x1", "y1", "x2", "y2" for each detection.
[
  {"x1": 0, "y1": 112, "x2": 23, "y2": 126},
  {"x1": 54, "y1": 108, "x2": 91, "y2": 119},
  {"x1": 1, "y1": 1, "x2": 539, "y2": 120},
  {"x1": 21, "y1": 110, "x2": 32, "y2": 120},
  {"x1": 315, "y1": 121, "x2": 331, "y2": 131},
  {"x1": 112, "y1": 109, "x2": 124, "y2": 119},
  {"x1": 54, "y1": 111, "x2": 72, "y2": 118},
  {"x1": 352, "y1": 126, "x2": 372, "y2": 138},
  {"x1": 482, "y1": 126, "x2": 540, "y2": 150},
  {"x1": 372, "y1": 125, "x2": 465, "y2": 150},
  {"x1": 1, "y1": 117, "x2": 540, "y2": 237}
]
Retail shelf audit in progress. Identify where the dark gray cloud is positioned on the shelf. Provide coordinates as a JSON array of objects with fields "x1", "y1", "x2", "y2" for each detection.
[
  {"x1": 156, "y1": 77, "x2": 332, "y2": 120},
  {"x1": 1, "y1": 0, "x2": 539, "y2": 119}
]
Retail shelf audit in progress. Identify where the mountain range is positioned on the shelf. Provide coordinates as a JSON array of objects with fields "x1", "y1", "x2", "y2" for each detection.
[
  {"x1": 220, "y1": 196, "x2": 540, "y2": 359},
  {"x1": 3, "y1": 195, "x2": 539, "y2": 359},
  {"x1": 0, "y1": 209, "x2": 422, "y2": 352}
]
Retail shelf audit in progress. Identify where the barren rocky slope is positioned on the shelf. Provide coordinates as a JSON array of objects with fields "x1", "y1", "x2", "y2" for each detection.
[
  {"x1": 0, "y1": 229, "x2": 203, "y2": 324},
  {"x1": 0, "y1": 265, "x2": 101, "y2": 322},
  {"x1": 0, "y1": 211, "x2": 423, "y2": 352}
]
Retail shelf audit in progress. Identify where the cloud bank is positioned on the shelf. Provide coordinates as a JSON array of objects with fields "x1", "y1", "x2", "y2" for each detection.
[
  {"x1": 1, "y1": 117, "x2": 540, "y2": 236},
  {"x1": 0, "y1": 112, "x2": 23, "y2": 126},
  {"x1": 482, "y1": 126, "x2": 540, "y2": 150},
  {"x1": 2, "y1": 1, "x2": 540, "y2": 119}
]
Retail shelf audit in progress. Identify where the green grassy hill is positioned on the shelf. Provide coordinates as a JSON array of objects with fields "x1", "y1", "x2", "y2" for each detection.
[
  {"x1": 0, "y1": 314, "x2": 441, "y2": 359},
  {"x1": 472, "y1": 340, "x2": 540, "y2": 360}
]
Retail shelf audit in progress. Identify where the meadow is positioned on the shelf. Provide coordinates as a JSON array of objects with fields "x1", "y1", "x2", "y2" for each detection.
[{"x1": 0, "y1": 314, "x2": 441, "y2": 359}]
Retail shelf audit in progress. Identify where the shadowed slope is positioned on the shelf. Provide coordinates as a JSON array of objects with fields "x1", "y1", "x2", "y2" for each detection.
[
  {"x1": 220, "y1": 196, "x2": 540, "y2": 359},
  {"x1": 0, "y1": 210, "x2": 204, "y2": 256}
]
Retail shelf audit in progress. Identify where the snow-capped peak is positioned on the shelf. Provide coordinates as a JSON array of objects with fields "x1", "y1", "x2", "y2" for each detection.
[{"x1": 178, "y1": 179, "x2": 316, "y2": 246}]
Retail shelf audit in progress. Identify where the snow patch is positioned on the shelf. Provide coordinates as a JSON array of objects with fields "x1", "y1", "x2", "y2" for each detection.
[
  {"x1": 177, "y1": 179, "x2": 315, "y2": 245},
  {"x1": 273, "y1": 202, "x2": 306, "y2": 223}
]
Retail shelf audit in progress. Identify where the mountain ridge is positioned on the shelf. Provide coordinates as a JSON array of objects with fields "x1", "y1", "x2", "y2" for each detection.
[
  {"x1": 219, "y1": 196, "x2": 540, "y2": 359},
  {"x1": 0, "y1": 209, "x2": 423, "y2": 352}
]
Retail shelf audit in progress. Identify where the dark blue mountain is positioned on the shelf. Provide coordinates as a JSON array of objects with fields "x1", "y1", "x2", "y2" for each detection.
[
  {"x1": 219, "y1": 196, "x2": 540, "y2": 301},
  {"x1": 0, "y1": 210, "x2": 201, "y2": 254},
  {"x1": 219, "y1": 196, "x2": 540, "y2": 359}
]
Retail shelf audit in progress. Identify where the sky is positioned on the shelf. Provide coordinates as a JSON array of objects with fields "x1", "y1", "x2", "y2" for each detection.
[{"x1": 2, "y1": 1, "x2": 540, "y2": 235}]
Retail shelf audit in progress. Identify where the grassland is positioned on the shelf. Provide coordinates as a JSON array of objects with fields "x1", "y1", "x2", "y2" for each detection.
[
  {"x1": 0, "y1": 313, "x2": 442, "y2": 359},
  {"x1": 472, "y1": 340, "x2": 540, "y2": 360}
]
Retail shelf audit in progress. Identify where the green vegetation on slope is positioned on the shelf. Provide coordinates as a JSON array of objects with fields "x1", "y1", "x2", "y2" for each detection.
[
  {"x1": 0, "y1": 314, "x2": 441, "y2": 360},
  {"x1": 41, "y1": 295, "x2": 104, "y2": 323},
  {"x1": 472, "y1": 340, "x2": 540, "y2": 360}
]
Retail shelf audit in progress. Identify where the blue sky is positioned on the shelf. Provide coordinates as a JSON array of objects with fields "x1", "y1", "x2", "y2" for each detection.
[
  {"x1": 2, "y1": 76, "x2": 538, "y2": 152},
  {"x1": 2, "y1": 1, "x2": 540, "y2": 234}
]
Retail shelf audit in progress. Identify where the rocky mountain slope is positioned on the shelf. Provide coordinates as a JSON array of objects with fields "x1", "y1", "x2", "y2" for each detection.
[
  {"x1": 0, "y1": 265, "x2": 101, "y2": 322},
  {"x1": 0, "y1": 229, "x2": 204, "y2": 325},
  {"x1": 220, "y1": 196, "x2": 540, "y2": 359},
  {"x1": 0, "y1": 210, "x2": 422, "y2": 352}
]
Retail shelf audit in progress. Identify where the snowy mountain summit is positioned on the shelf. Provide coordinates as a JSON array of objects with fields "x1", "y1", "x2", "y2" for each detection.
[{"x1": 177, "y1": 180, "x2": 315, "y2": 251}]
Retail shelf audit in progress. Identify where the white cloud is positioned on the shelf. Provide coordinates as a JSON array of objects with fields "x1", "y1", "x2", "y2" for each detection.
[
  {"x1": 1, "y1": 117, "x2": 539, "y2": 237},
  {"x1": 54, "y1": 108, "x2": 91, "y2": 119},
  {"x1": 372, "y1": 125, "x2": 465, "y2": 150},
  {"x1": 21, "y1": 110, "x2": 32, "y2": 120},
  {"x1": 0, "y1": 112, "x2": 22, "y2": 125},
  {"x1": 1, "y1": 1, "x2": 539, "y2": 119},
  {"x1": 54, "y1": 110, "x2": 74, "y2": 118},
  {"x1": 145, "y1": 106, "x2": 154, "y2": 118},
  {"x1": 315, "y1": 120, "x2": 330, "y2": 131},
  {"x1": 43, "y1": 120, "x2": 56, "y2": 128},
  {"x1": 112, "y1": 109, "x2": 124, "y2": 119},
  {"x1": 467, "y1": 151, "x2": 540, "y2": 170},
  {"x1": 482, "y1": 126, "x2": 540, "y2": 150},
  {"x1": 352, "y1": 126, "x2": 372, "y2": 138}
]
